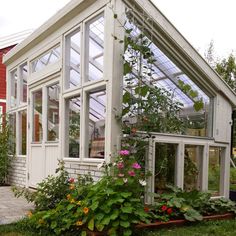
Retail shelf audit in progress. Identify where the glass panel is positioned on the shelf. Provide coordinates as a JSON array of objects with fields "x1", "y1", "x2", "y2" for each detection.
[
  {"x1": 32, "y1": 90, "x2": 43, "y2": 142},
  {"x1": 47, "y1": 84, "x2": 59, "y2": 141},
  {"x1": 31, "y1": 45, "x2": 60, "y2": 73},
  {"x1": 154, "y1": 143, "x2": 177, "y2": 192},
  {"x1": 122, "y1": 17, "x2": 211, "y2": 137},
  {"x1": 65, "y1": 30, "x2": 81, "y2": 89},
  {"x1": 65, "y1": 96, "x2": 81, "y2": 158},
  {"x1": 208, "y1": 147, "x2": 223, "y2": 196},
  {"x1": 10, "y1": 69, "x2": 17, "y2": 107},
  {"x1": 88, "y1": 90, "x2": 106, "y2": 158},
  {"x1": 85, "y1": 14, "x2": 104, "y2": 81},
  {"x1": 19, "y1": 110, "x2": 27, "y2": 155},
  {"x1": 184, "y1": 145, "x2": 203, "y2": 191},
  {"x1": 20, "y1": 63, "x2": 28, "y2": 103},
  {"x1": 9, "y1": 113, "x2": 16, "y2": 155}
]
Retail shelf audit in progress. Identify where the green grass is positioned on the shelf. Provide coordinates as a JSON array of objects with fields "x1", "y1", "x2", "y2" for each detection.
[{"x1": 1, "y1": 219, "x2": 236, "y2": 236}]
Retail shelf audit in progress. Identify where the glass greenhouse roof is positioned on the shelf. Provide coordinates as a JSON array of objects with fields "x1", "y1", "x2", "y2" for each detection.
[{"x1": 124, "y1": 20, "x2": 210, "y2": 109}]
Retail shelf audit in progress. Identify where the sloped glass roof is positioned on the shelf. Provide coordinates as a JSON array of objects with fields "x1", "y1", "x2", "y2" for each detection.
[{"x1": 124, "y1": 20, "x2": 210, "y2": 109}]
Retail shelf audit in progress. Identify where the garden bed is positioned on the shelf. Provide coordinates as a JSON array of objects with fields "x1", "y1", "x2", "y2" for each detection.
[{"x1": 136, "y1": 213, "x2": 235, "y2": 229}]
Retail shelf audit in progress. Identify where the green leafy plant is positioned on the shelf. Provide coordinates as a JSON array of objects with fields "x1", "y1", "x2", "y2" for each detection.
[{"x1": 0, "y1": 116, "x2": 13, "y2": 185}]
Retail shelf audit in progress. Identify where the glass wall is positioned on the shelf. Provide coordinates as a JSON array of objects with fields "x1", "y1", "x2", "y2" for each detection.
[
  {"x1": 208, "y1": 146, "x2": 223, "y2": 196},
  {"x1": 184, "y1": 145, "x2": 203, "y2": 191},
  {"x1": 47, "y1": 84, "x2": 59, "y2": 141},
  {"x1": 19, "y1": 110, "x2": 27, "y2": 155},
  {"x1": 154, "y1": 142, "x2": 177, "y2": 192},
  {"x1": 32, "y1": 89, "x2": 43, "y2": 142},
  {"x1": 10, "y1": 69, "x2": 17, "y2": 108}
]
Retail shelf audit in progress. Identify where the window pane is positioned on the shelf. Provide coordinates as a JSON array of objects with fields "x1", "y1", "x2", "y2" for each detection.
[
  {"x1": 155, "y1": 143, "x2": 177, "y2": 192},
  {"x1": 184, "y1": 145, "x2": 203, "y2": 191},
  {"x1": 32, "y1": 90, "x2": 43, "y2": 142},
  {"x1": 85, "y1": 14, "x2": 104, "y2": 81},
  {"x1": 88, "y1": 90, "x2": 106, "y2": 158},
  {"x1": 65, "y1": 96, "x2": 81, "y2": 158},
  {"x1": 47, "y1": 84, "x2": 59, "y2": 141},
  {"x1": 65, "y1": 30, "x2": 81, "y2": 89},
  {"x1": 31, "y1": 45, "x2": 60, "y2": 73},
  {"x1": 19, "y1": 110, "x2": 27, "y2": 155},
  {"x1": 10, "y1": 69, "x2": 17, "y2": 107},
  {"x1": 208, "y1": 147, "x2": 222, "y2": 196},
  {"x1": 20, "y1": 63, "x2": 28, "y2": 103},
  {"x1": 9, "y1": 113, "x2": 16, "y2": 155}
]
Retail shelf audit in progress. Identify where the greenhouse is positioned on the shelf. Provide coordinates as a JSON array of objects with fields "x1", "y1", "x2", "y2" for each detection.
[{"x1": 3, "y1": 0, "x2": 236, "y2": 200}]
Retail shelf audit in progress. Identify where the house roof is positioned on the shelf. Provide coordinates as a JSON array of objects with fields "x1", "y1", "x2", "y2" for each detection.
[
  {"x1": 3, "y1": 0, "x2": 236, "y2": 106},
  {"x1": 0, "y1": 30, "x2": 33, "y2": 50}
]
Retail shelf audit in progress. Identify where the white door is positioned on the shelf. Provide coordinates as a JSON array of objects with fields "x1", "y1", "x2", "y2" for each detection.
[{"x1": 29, "y1": 81, "x2": 60, "y2": 187}]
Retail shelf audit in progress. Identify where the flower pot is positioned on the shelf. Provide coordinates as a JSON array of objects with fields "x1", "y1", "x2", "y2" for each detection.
[{"x1": 229, "y1": 190, "x2": 236, "y2": 201}]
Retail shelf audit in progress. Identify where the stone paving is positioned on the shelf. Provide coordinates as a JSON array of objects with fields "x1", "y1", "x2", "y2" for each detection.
[{"x1": 0, "y1": 186, "x2": 34, "y2": 225}]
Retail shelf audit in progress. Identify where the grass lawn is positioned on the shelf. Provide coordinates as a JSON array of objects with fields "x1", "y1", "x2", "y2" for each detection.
[{"x1": 1, "y1": 219, "x2": 236, "y2": 236}]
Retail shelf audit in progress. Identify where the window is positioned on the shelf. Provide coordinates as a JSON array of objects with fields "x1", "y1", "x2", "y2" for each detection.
[
  {"x1": 122, "y1": 17, "x2": 212, "y2": 137},
  {"x1": 85, "y1": 14, "x2": 104, "y2": 81},
  {"x1": 32, "y1": 89, "x2": 43, "y2": 142},
  {"x1": 184, "y1": 145, "x2": 203, "y2": 191},
  {"x1": 9, "y1": 113, "x2": 16, "y2": 155},
  {"x1": 31, "y1": 45, "x2": 60, "y2": 73},
  {"x1": 208, "y1": 146, "x2": 224, "y2": 196},
  {"x1": 65, "y1": 96, "x2": 81, "y2": 158},
  {"x1": 10, "y1": 69, "x2": 17, "y2": 107},
  {"x1": 47, "y1": 84, "x2": 59, "y2": 141},
  {"x1": 86, "y1": 90, "x2": 106, "y2": 158},
  {"x1": 65, "y1": 29, "x2": 81, "y2": 89},
  {"x1": 154, "y1": 142, "x2": 177, "y2": 192},
  {"x1": 19, "y1": 110, "x2": 27, "y2": 155},
  {"x1": 20, "y1": 63, "x2": 28, "y2": 103}
]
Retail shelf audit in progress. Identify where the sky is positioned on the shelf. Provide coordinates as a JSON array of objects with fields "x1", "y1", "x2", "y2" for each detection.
[{"x1": 0, "y1": 0, "x2": 236, "y2": 59}]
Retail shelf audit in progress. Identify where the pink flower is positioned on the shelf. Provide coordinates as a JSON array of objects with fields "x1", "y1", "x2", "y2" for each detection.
[
  {"x1": 119, "y1": 150, "x2": 130, "y2": 156},
  {"x1": 118, "y1": 173, "x2": 124, "y2": 177},
  {"x1": 117, "y1": 162, "x2": 124, "y2": 169},
  {"x1": 69, "y1": 178, "x2": 75, "y2": 183},
  {"x1": 132, "y1": 162, "x2": 141, "y2": 169},
  {"x1": 128, "y1": 170, "x2": 135, "y2": 176}
]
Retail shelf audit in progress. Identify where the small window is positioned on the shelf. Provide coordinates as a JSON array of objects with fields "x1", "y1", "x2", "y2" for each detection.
[
  {"x1": 85, "y1": 13, "x2": 104, "y2": 81},
  {"x1": 65, "y1": 96, "x2": 81, "y2": 158},
  {"x1": 20, "y1": 63, "x2": 28, "y2": 104},
  {"x1": 208, "y1": 146, "x2": 223, "y2": 196},
  {"x1": 10, "y1": 69, "x2": 17, "y2": 107},
  {"x1": 184, "y1": 145, "x2": 203, "y2": 191},
  {"x1": 86, "y1": 90, "x2": 106, "y2": 158},
  {"x1": 154, "y1": 142, "x2": 177, "y2": 192},
  {"x1": 47, "y1": 84, "x2": 59, "y2": 141},
  {"x1": 65, "y1": 29, "x2": 81, "y2": 89},
  {"x1": 31, "y1": 46, "x2": 60, "y2": 73},
  {"x1": 32, "y1": 89, "x2": 43, "y2": 142},
  {"x1": 9, "y1": 113, "x2": 16, "y2": 154},
  {"x1": 19, "y1": 110, "x2": 27, "y2": 155}
]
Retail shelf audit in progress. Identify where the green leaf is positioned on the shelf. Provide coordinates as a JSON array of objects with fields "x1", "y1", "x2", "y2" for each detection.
[
  {"x1": 114, "y1": 14, "x2": 118, "y2": 19},
  {"x1": 88, "y1": 218, "x2": 94, "y2": 231},
  {"x1": 101, "y1": 216, "x2": 111, "y2": 225},
  {"x1": 123, "y1": 92, "x2": 131, "y2": 104},
  {"x1": 91, "y1": 201, "x2": 99, "y2": 211},
  {"x1": 95, "y1": 212, "x2": 105, "y2": 221},
  {"x1": 120, "y1": 221, "x2": 130, "y2": 228},
  {"x1": 96, "y1": 223, "x2": 105, "y2": 232},
  {"x1": 51, "y1": 221, "x2": 57, "y2": 229},
  {"x1": 81, "y1": 231, "x2": 87, "y2": 236},
  {"x1": 67, "y1": 204, "x2": 74, "y2": 210},
  {"x1": 120, "y1": 192, "x2": 132, "y2": 198},
  {"x1": 193, "y1": 99, "x2": 204, "y2": 111},
  {"x1": 110, "y1": 209, "x2": 119, "y2": 220},
  {"x1": 124, "y1": 62, "x2": 132, "y2": 75},
  {"x1": 121, "y1": 206, "x2": 133, "y2": 213},
  {"x1": 124, "y1": 229, "x2": 132, "y2": 236}
]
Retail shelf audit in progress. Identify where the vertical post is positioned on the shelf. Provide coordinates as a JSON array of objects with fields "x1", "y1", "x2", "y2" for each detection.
[{"x1": 176, "y1": 141, "x2": 184, "y2": 189}]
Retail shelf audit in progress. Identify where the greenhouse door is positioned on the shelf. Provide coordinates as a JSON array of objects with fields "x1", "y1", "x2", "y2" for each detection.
[{"x1": 29, "y1": 81, "x2": 60, "y2": 187}]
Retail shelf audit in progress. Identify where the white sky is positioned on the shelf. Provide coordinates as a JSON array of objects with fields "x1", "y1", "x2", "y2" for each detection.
[{"x1": 1, "y1": 0, "x2": 236, "y2": 59}]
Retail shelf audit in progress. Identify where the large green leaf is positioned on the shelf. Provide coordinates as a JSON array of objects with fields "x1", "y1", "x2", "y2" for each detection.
[
  {"x1": 124, "y1": 62, "x2": 132, "y2": 75},
  {"x1": 88, "y1": 218, "x2": 94, "y2": 231},
  {"x1": 121, "y1": 206, "x2": 133, "y2": 213},
  {"x1": 120, "y1": 221, "x2": 130, "y2": 228}
]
